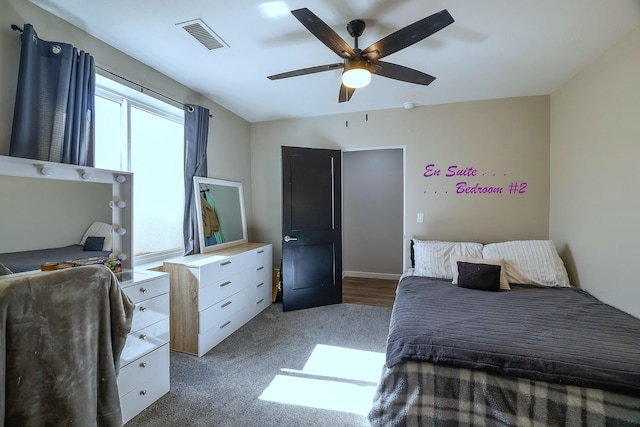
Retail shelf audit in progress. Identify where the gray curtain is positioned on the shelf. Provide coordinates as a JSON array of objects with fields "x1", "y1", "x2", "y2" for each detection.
[
  {"x1": 183, "y1": 104, "x2": 210, "y2": 255},
  {"x1": 10, "y1": 23, "x2": 95, "y2": 166}
]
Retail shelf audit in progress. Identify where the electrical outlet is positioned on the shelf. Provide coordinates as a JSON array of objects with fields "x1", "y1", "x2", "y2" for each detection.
[{"x1": 417, "y1": 213, "x2": 424, "y2": 223}]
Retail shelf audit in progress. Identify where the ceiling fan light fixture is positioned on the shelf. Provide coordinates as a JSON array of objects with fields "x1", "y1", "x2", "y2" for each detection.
[
  {"x1": 342, "y1": 61, "x2": 371, "y2": 89},
  {"x1": 342, "y1": 68, "x2": 371, "y2": 88}
]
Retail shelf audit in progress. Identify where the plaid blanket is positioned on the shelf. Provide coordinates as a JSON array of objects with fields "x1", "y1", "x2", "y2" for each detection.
[{"x1": 369, "y1": 361, "x2": 640, "y2": 427}]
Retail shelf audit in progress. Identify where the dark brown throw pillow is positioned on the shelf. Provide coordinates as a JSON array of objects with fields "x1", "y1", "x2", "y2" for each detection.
[{"x1": 457, "y1": 261, "x2": 502, "y2": 292}]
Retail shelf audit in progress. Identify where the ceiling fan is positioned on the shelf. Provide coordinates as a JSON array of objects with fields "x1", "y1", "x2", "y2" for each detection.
[{"x1": 267, "y1": 8, "x2": 455, "y2": 103}]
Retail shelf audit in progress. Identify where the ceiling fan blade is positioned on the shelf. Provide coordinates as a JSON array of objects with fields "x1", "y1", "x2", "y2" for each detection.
[
  {"x1": 338, "y1": 83, "x2": 355, "y2": 103},
  {"x1": 268, "y1": 63, "x2": 344, "y2": 80},
  {"x1": 361, "y1": 9, "x2": 454, "y2": 60},
  {"x1": 291, "y1": 8, "x2": 356, "y2": 59},
  {"x1": 369, "y1": 61, "x2": 435, "y2": 86}
]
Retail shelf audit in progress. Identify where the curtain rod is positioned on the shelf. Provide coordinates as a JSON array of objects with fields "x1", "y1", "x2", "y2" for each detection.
[{"x1": 11, "y1": 24, "x2": 212, "y2": 117}]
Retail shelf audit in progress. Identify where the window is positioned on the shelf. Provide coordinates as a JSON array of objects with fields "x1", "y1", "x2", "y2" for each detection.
[{"x1": 95, "y1": 75, "x2": 185, "y2": 263}]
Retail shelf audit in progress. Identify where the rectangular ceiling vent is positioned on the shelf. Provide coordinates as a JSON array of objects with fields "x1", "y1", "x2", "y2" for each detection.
[{"x1": 177, "y1": 19, "x2": 229, "y2": 50}]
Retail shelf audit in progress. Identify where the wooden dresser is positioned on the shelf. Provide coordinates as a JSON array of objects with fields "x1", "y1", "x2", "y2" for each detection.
[
  {"x1": 163, "y1": 243, "x2": 272, "y2": 357},
  {"x1": 117, "y1": 269, "x2": 170, "y2": 423}
]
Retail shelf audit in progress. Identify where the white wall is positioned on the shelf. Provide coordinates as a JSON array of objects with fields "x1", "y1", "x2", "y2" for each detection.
[
  {"x1": 0, "y1": 0, "x2": 254, "y2": 238},
  {"x1": 550, "y1": 25, "x2": 640, "y2": 318},
  {"x1": 250, "y1": 95, "x2": 551, "y2": 268}
]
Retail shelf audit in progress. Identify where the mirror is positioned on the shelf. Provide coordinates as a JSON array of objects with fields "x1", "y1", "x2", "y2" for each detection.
[
  {"x1": 193, "y1": 177, "x2": 248, "y2": 253},
  {"x1": 0, "y1": 155, "x2": 132, "y2": 274}
]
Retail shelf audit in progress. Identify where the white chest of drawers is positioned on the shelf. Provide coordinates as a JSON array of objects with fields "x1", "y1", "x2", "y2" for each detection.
[
  {"x1": 163, "y1": 243, "x2": 272, "y2": 357},
  {"x1": 117, "y1": 269, "x2": 170, "y2": 424}
]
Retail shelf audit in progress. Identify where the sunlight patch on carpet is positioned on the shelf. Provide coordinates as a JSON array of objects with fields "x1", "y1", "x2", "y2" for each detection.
[{"x1": 258, "y1": 344, "x2": 385, "y2": 415}]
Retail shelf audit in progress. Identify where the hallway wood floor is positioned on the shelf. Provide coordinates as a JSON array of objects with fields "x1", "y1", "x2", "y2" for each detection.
[{"x1": 342, "y1": 276, "x2": 398, "y2": 308}]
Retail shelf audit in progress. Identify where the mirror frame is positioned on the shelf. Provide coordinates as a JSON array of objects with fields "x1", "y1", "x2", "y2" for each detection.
[{"x1": 193, "y1": 176, "x2": 248, "y2": 253}]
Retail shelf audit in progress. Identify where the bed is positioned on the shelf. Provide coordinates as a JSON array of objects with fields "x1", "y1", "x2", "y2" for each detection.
[{"x1": 368, "y1": 240, "x2": 640, "y2": 426}]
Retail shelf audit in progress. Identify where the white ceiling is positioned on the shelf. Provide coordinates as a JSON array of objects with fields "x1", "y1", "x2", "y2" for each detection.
[{"x1": 30, "y1": 0, "x2": 640, "y2": 123}]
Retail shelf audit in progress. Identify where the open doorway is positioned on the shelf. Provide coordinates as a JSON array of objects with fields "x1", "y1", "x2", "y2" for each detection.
[{"x1": 342, "y1": 148, "x2": 404, "y2": 286}]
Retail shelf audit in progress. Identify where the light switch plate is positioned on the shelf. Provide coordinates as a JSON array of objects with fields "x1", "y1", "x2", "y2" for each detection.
[{"x1": 417, "y1": 213, "x2": 424, "y2": 223}]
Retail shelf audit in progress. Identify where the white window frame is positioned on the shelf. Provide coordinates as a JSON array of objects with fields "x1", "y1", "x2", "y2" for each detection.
[{"x1": 95, "y1": 74, "x2": 185, "y2": 266}]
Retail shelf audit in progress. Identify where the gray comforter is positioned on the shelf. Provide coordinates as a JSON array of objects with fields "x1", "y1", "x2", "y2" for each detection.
[
  {"x1": 387, "y1": 276, "x2": 640, "y2": 395},
  {"x1": 0, "y1": 265, "x2": 134, "y2": 426}
]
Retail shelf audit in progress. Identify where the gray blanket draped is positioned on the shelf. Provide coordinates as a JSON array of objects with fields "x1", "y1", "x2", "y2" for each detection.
[
  {"x1": 0, "y1": 265, "x2": 134, "y2": 426},
  {"x1": 387, "y1": 276, "x2": 640, "y2": 395}
]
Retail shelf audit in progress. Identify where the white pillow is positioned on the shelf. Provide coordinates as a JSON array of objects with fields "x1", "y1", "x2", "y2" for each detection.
[
  {"x1": 450, "y1": 256, "x2": 510, "y2": 290},
  {"x1": 80, "y1": 221, "x2": 113, "y2": 252},
  {"x1": 482, "y1": 240, "x2": 570, "y2": 287},
  {"x1": 412, "y1": 240, "x2": 483, "y2": 279}
]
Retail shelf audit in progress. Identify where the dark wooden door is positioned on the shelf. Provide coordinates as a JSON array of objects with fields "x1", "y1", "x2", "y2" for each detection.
[{"x1": 281, "y1": 146, "x2": 342, "y2": 312}]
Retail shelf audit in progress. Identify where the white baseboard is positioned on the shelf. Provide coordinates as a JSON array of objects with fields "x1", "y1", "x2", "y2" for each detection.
[{"x1": 342, "y1": 271, "x2": 402, "y2": 281}]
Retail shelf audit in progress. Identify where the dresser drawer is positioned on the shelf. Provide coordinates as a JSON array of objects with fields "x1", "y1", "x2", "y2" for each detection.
[
  {"x1": 197, "y1": 309, "x2": 244, "y2": 356},
  {"x1": 131, "y1": 293, "x2": 169, "y2": 332},
  {"x1": 247, "y1": 245, "x2": 272, "y2": 267},
  {"x1": 199, "y1": 289, "x2": 245, "y2": 333},
  {"x1": 118, "y1": 343, "x2": 169, "y2": 398},
  {"x1": 198, "y1": 251, "x2": 250, "y2": 287},
  {"x1": 120, "y1": 363, "x2": 170, "y2": 424},
  {"x1": 120, "y1": 318, "x2": 170, "y2": 366},
  {"x1": 121, "y1": 274, "x2": 170, "y2": 304},
  {"x1": 198, "y1": 270, "x2": 250, "y2": 311},
  {"x1": 248, "y1": 291, "x2": 270, "y2": 317}
]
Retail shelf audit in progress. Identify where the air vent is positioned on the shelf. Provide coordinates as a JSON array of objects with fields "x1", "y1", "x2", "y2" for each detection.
[{"x1": 177, "y1": 19, "x2": 228, "y2": 50}]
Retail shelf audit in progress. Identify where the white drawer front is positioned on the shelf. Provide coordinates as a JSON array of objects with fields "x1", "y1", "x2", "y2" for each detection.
[
  {"x1": 120, "y1": 318, "x2": 170, "y2": 366},
  {"x1": 197, "y1": 309, "x2": 243, "y2": 356},
  {"x1": 121, "y1": 275, "x2": 170, "y2": 304},
  {"x1": 131, "y1": 293, "x2": 169, "y2": 332},
  {"x1": 118, "y1": 343, "x2": 169, "y2": 398},
  {"x1": 199, "y1": 289, "x2": 245, "y2": 333},
  {"x1": 198, "y1": 270, "x2": 251, "y2": 311},
  {"x1": 248, "y1": 245, "x2": 272, "y2": 267},
  {"x1": 120, "y1": 362, "x2": 170, "y2": 424},
  {"x1": 247, "y1": 274, "x2": 269, "y2": 300},
  {"x1": 249, "y1": 292, "x2": 271, "y2": 318},
  {"x1": 198, "y1": 252, "x2": 249, "y2": 287}
]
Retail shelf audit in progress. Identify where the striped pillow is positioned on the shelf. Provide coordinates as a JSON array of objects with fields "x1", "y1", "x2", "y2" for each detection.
[
  {"x1": 482, "y1": 240, "x2": 570, "y2": 287},
  {"x1": 412, "y1": 240, "x2": 483, "y2": 280}
]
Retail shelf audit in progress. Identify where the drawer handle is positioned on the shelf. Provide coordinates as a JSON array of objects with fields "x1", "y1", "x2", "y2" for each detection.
[
  {"x1": 139, "y1": 390, "x2": 147, "y2": 396},
  {"x1": 256, "y1": 266, "x2": 264, "y2": 271},
  {"x1": 257, "y1": 250, "x2": 264, "y2": 254},
  {"x1": 219, "y1": 281, "x2": 232, "y2": 287},
  {"x1": 140, "y1": 287, "x2": 148, "y2": 294},
  {"x1": 256, "y1": 298, "x2": 264, "y2": 305},
  {"x1": 221, "y1": 301, "x2": 232, "y2": 308},
  {"x1": 221, "y1": 261, "x2": 232, "y2": 266},
  {"x1": 139, "y1": 362, "x2": 147, "y2": 368},
  {"x1": 256, "y1": 282, "x2": 264, "y2": 288},
  {"x1": 139, "y1": 334, "x2": 147, "y2": 340},
  {"x1": 220, "y1": 321, "x2": 231, "y2": 329},
  {"x1": 139, "y1": 306, "x2": 147, "y2": 312}
]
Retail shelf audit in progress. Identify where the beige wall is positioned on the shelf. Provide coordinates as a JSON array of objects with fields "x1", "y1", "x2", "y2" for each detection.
[
  {"x1": 250, "y1": 95, "x2": 551, "y2": 268},
  {"x1": 550, "y1": 26, "x2": 640, "y2": 318},
  {"x1": 0, "y1": 0, "x2": 253, "y2": 234}
]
